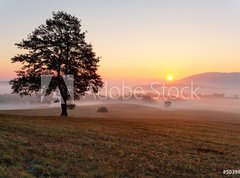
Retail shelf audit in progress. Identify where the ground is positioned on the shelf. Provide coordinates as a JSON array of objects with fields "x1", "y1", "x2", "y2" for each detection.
[{"x1": 0, "y1": 104, "x2": 240, "y2": 177}]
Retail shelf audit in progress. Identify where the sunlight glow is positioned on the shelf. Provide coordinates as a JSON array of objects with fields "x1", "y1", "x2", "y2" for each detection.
[{"x1": 167, "y1": 75, "x2": 173, "y2": 81}]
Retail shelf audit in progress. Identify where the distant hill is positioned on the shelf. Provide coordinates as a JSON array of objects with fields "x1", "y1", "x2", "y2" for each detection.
[
  {"x1": 0, "y1": 81, "x2": 9, "y2": 84},
  {"x1": 131, "y1": 72, "x2": 240, "y2": 96},
  {"x1": 177, "y1": 72, "x2": 240, "y2": 89}
]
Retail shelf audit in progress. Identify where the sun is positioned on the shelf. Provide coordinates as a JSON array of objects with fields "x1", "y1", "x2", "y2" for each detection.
[{"x1": 167, "y1": 75, "x2": 173, "y2": 81}]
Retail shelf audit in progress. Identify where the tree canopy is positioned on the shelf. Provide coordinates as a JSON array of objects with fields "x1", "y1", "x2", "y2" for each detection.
[{"x1": 10, "y1": 11, "x2": 103, "y2": 116}]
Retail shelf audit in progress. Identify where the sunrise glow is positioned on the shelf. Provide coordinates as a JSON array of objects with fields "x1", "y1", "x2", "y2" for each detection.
[
  {"x1": 0, "y1": 0, "x2": 240, "y2": 83},
  {"x1": 167, "y1": 75, "x2": 173, "y2": 82}
]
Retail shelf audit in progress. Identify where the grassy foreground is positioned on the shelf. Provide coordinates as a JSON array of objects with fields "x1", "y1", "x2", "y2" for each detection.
[{"x1": 0, "y1": 109, "x2": 240, "y2": 177}]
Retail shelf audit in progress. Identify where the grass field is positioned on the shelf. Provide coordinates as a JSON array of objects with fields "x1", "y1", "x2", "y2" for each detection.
[{"x1": 0, "y1": 104, "x2": 240, "y2": 177}]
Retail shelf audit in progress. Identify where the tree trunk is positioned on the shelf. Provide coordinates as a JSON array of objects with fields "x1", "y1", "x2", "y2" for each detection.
[
  {"x1": 58, "y1": 74, "x2": 68, "y2": 117},
  {"x1": 60, "y1": 93, "x2": 68, "y2": 117},
  {"x1": 61, "y1": 103, "x2": 68, "y2": 117}
]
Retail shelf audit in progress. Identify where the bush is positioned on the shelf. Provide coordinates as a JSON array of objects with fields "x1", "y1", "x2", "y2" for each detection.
[
  {"x1": 97, "y1": 107, "x2": 108, "y2": 113},
  {"x1": 67, "y1": 104, "x2": 76, "y2": 110},
  {"x1": 164, "y1": 101, "x2": 172, "y2": 108}
]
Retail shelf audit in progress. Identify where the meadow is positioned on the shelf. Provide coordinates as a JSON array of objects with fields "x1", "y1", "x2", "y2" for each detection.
[{"x1": 0, "y1": 104, "x2": 240, "y2": 177}]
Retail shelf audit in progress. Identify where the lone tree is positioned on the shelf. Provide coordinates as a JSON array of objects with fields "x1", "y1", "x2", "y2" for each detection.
[{"x1": 10, "y1": 11, "x2": 103, "y2": 117}]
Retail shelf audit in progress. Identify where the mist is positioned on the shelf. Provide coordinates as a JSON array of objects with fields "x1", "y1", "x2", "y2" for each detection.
[{"x1": 1, "y1": 81, "x2": 240, "y2": 114}]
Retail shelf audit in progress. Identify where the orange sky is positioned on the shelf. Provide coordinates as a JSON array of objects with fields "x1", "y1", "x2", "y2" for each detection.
[{"x1": 1, "y1": 1, "x2": 240, "y2": 82}]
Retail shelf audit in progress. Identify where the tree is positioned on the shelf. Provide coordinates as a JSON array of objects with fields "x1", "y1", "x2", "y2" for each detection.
[{"x1": 10, "y1": 11, "x2": 103, "y2": 117}]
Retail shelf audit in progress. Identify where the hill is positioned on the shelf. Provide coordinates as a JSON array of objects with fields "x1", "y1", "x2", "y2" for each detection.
[{"x1": 177, "y1": 72, "x2": 240, "y2": 89}]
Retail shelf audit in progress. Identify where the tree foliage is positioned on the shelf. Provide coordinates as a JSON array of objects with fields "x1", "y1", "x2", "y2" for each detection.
[{"x1": 10, "y1": 11, "x2": 103, "y2": 116}]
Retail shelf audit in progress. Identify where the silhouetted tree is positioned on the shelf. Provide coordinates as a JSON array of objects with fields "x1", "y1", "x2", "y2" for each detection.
[{"x1": 10, "y1": 11, "x2": 103, "y2": 117}]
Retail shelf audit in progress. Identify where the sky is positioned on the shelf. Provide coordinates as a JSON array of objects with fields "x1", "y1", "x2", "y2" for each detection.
[{"x1": 0, "y1": 0, "x2": 240, "y2": 83}]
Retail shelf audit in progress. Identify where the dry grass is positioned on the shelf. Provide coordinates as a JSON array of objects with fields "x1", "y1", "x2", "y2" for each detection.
[{"x1": 0, "y1": 104, "x2": 240, "y2": 177}]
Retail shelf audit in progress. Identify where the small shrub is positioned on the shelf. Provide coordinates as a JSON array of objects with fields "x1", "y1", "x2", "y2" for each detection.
[
  {"x1": 164, "y1": 101, "x2": 172, "y2": 108},
  {"x1": 53, "y1": 99, "x2": 60, "y2": 103},
  {"x1": 67, "y1": 104, "x2": 76, "y2": 110},
  {"x1": 97, "y1": 107, "x2": 108, "y2": 113}
]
